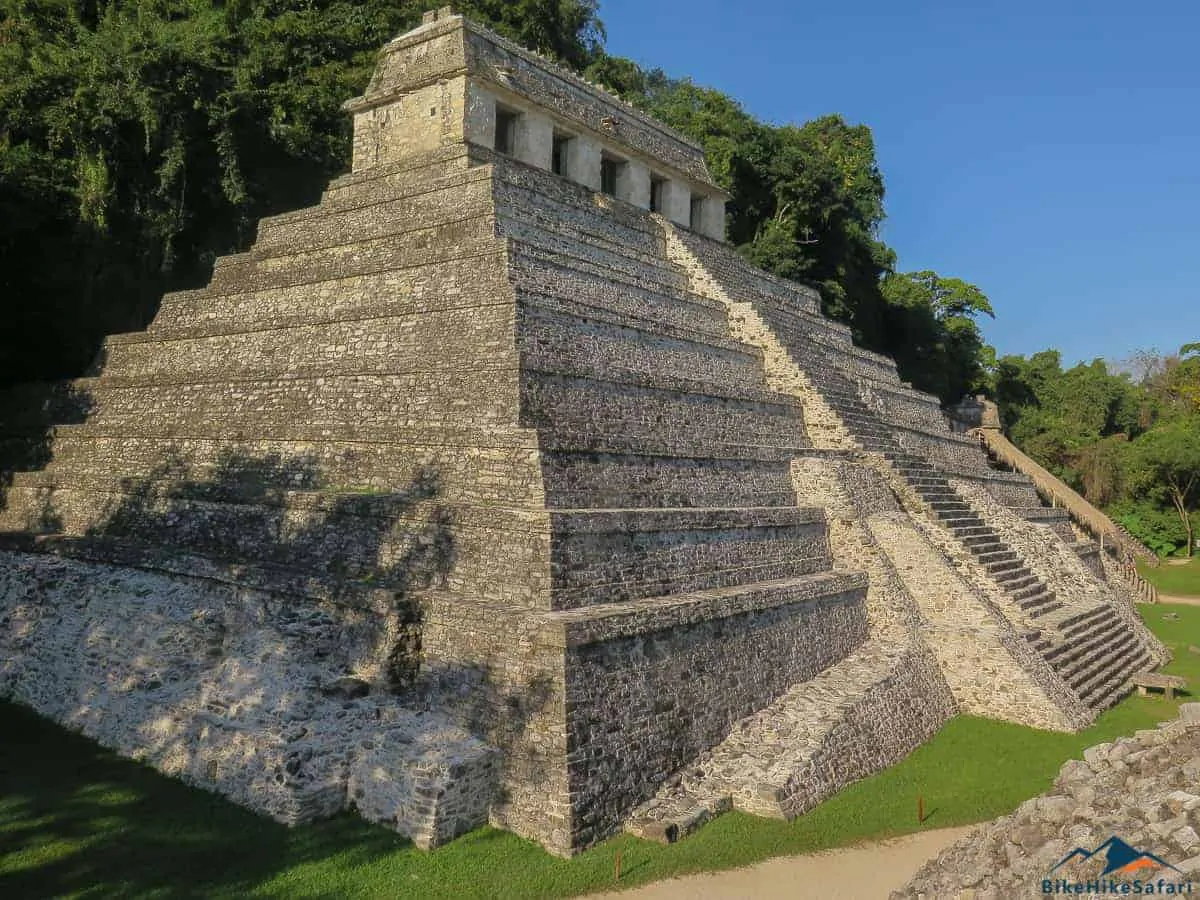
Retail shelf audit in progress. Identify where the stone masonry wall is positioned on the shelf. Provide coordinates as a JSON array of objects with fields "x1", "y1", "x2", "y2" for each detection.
[
  {"x1": 868, "y1": 512, "x2": 1081, "y2": 731},
  {"x1": 0, "y1": 551, "x2": 497, "y2": 849},
  {"x1": 566, "y1": 586, "x2": 868, "y2": 847},
  {"x1": 896, "y1": 707, "x2": 1200, "y2": 900}
]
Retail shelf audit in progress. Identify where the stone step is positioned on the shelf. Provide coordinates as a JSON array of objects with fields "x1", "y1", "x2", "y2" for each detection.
[
  {"x1": 316, "y1": 145, "x2": 477, "y2": 208},
  {"x1": 938, "y1": 512, "x2": 983, "y2": 525},
  {"x1": 105, "y1": 305, "x2": 523, "y2": 384},
  {"x1": 989, "y1": 565, "x2": 1032, "y2": 583},
  {"x1": 208, "y1": 210, "x2": 503, "y2": 296},
  {"x1": 1073, "y1": 639, "x2": 1148, "y2": 707},
  {"x1": 510, "y1": 248, "x2": 731, "y2": 341},
  {"x1": 518, "y1": 306, "x2": 774, "y2": 399},
  {"x1": 517, "y1": 288, "x2": 739, "y2": 359},
  {"x1": 1055, "y1": 605, "x2": 1112, "y2": 639},
  {"x1": 929, "y1": 500, "x2": 972, "y2": 513},
  {"x1": 546, "y1": 506, "x2": 834, "y2": 608},
  {"x1": 1002, "y1": 573, "x2": 1041, "y2": 592},
  {"x1": 130, "y1": 272, "x2": 745, "y2": 381},
  {"x1": 148, "y1": 250, "x2": 514, "y2": 338},
  {"x1": 57, "y1": 368, "x2": 523, "y2": 432},
  {"x1": 1026, "y1": 599, "x2": 1064, "y2": 619},
  {"x1": 0, "y1": 478, "x2": 836, "y2": 610},
  {"x1": 836, "y1": 419, "x2": 891, "y2": 438},
  {"x1": 1081, "y1": 649, "x2": 1153, "y2": 711},
  {"x1": 971, "y1": 541, "x2": 1007, "y2": 557},
  {"x1": 1007, "y1": 582, "x2": 1050, "y2": 603},
  {"x1": 0, "y1": 481, "x2": 465, "y2": 582},
  {"x1": 1060, "y1": 625, "x2": 1138, "y2": 685},
  {"x1": 1016, "y1": 589, "x2": 1059, "y2": 612},
  {"x1": 823, "y1": 406, "x2": 880, "y2": 425},
  {"x1": 521, "y1": 373, "x2": 807, "y2": 451},
  {"x1": 501, "y1": 218, "x2": 686, "y2": 299},
  {"x1": 755, "y1": 328, "x2": 907, "y2": 403},
  {"x1": 1065, "y1": 628, "x2": 1137, "y2": 686},
  {"x1": 677, "y1": 232, "x2": 830, "y2": 323},
  {"x1": 750, "y1": 306, "x2": 899, "y2": 379},
  {"x1": 976, "y1": 548, "x2": 1018, "y2": 565},
  {"x1": 623, "y1": 640, "x2": 954, "y2": 839},
  {"x1": 912, "y1": 482, "x2": 957, "y2": 495},
  {"x1": 959, "y1": 532, "x2": 1000, "y2": 548},
  {"x1": 19, "y1": 443, "x2": 801, "y2": 512},
  {"x1": 1045, "y1": 614, "x2": 1124, "y2": 666},
  {"x1": 44, "y1": 420, "x2": 804, "y2": 469},
  {"x1": 907, "y1": 476, "x2": 953, "y2": 489},
  {"x1": 948, "y1": 525, "x2": 992, "y2": 539},
  {"x1": 496, "y1": 176, "x2": 665, "y2": 260},
  {"x1": 251, "y1": 169, "x2": 498, "y2": 261}
]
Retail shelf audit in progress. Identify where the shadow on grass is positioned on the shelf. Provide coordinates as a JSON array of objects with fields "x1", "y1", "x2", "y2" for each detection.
[{"x1": 0, "y1": 702, "x2": 402, "y2": 899}]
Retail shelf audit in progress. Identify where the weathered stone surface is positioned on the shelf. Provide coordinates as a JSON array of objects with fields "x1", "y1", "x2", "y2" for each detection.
[
  {"x1": 0, "y1": 9, "x2": 1177, "y2": 861},
  {"x1": 895, "y1": 711, "x2": 1200, "y2": 898}
]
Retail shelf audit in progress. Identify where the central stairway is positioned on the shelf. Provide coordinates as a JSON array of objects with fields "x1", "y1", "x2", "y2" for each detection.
[{"x1": 662, "y1": 224, "x2": 1168, "y2": 718}]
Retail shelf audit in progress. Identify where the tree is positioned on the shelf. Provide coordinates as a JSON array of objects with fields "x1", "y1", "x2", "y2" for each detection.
[
  {"x1": 0, "y1": 0, "x2": 606, "y2": 386},
  {"x1": 880, "y1": 270, "x2": 995, "y2": 403},
  {"x1": 1125, "y1": 417, "x2": 1200, "y2": 557}
]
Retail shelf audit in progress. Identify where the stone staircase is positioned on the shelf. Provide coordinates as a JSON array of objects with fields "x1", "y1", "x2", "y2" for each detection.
[
  {"x1": 626, "y1": 640, "x2": 955, "y2": 842},
  {"x1": 663, "y1": 226, "x2": 1164, "y2": 717},
  {"x1": 800, "y1": 371, "x2": 1066, "y2": 621},
  {"x1": 803, "y1": 370, "x2": 1160, "y2": 713},
  {"x1": 1023, "y1": 604, "x2": 1156, "y2": 710}
]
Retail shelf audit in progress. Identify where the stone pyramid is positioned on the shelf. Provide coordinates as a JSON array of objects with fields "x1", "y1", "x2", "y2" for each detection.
[{"x1": 0, "y1": 8, "x2": 1168, "y2": 856}]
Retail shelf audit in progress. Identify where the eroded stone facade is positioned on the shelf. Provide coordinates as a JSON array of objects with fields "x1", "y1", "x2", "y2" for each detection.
[{"x1": 0, "y1": 10, "x2": 1169, "y2": 857}]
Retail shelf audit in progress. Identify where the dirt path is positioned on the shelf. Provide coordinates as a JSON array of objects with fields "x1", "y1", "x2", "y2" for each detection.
[
  {"x1": 588, "y1": 826, "x2": 974, "y2": 900},
  {"x1": 1158, "y1": 594, "x2": 1200, "y2": 606}
]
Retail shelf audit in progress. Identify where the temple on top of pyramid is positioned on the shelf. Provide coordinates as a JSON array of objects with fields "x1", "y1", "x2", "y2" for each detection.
[
  {"x1": 0, "y1": 8, "x2": 1169, "y2": 860},
  {"x1": 343, "y1": 6, "x2": 728, "y2": 238}
]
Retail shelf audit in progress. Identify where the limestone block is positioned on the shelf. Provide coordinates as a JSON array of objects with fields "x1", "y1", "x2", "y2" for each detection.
[
  {"x1": 463, "y1": 81, "x2": 498, "y2": 150},
  {"x1": 514, "y1": 110, "x2": 553, "y2": 171},
  {"x1": 616, "y1": 159, "x2": 651, "y2": 208},
  {"x1": 660, "y1": 179, "x2": 691, "y2": 227},
  {"x1": 565, "y1": 135, "x2": 601, "y2": 191},
  {"x1": 698, "y1": 196, "x2": 726, "y2": 240}
]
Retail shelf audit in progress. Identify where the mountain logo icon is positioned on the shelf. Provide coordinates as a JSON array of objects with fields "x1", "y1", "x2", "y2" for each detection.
[{"x1": 1049, "y1": 836, "x2": 1184, "y2": 877}]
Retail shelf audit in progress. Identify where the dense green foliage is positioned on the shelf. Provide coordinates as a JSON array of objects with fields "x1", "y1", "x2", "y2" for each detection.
[
  {"x1": 0, "y1": 0, "x2": 604, "y2": 383},
  {"x1": 991, "y1": 345, "x2": 1200, "y2": 557},
  {"x1": 5, "y1": 2, "x2": 1183, "y2": 530},
  {"x1": 1, "y1": 0, "x2": 992, "y2": 404},
  {"x1": 1, "y1": 603, "x2": 1196, "y2": 897}
]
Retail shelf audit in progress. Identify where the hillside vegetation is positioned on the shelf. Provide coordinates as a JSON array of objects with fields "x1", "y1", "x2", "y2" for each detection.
[{"x1": 1, "y1": 1, "x2": 1193, "y2": 552}]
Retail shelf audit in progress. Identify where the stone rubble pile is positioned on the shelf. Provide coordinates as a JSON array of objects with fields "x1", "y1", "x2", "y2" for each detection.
[{"x1": 894, "y1": 704, "x2": 1200, "y2": 899}]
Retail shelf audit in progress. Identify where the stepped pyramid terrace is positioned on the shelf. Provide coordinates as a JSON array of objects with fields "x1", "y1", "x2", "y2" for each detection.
[{"x1": 0, "y1": 8, "x2": 1172, "y2": 856}]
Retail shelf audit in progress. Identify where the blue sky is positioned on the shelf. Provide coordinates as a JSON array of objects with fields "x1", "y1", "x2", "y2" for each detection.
[{"x1": 598, "y1": 0, "x2": 1200, "y2": 367}]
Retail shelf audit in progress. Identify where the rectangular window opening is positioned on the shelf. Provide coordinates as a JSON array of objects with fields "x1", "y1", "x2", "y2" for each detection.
[
  {"x1": 600, "y1": 156, "x2": 622, "y2": 196},
  {"x1": 690, "y1": 196, "x2": 705, "y2": 230},
  {"x1": 552, "y1": 134, "x2": 571, "y2": 176},
  {"x1": 650, "y1": 177, "x2": 666, "y2": 213},
  {"x1": 494, "y1": 108, "x2": 519, "y2": 156}
]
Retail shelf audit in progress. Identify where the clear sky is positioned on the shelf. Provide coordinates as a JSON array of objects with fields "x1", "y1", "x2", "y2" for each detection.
[{"x1": 598, "y1": 0, "x2": 1200, "y2": 366}]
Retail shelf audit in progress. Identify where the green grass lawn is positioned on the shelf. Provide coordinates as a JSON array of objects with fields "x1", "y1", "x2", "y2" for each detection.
[
  {"x1": 2, "y1": 604, "x2": 1198, "y2": 900},
  {"x1": 1140, "y1": 556, "x2": 1200, "y2": 597}
]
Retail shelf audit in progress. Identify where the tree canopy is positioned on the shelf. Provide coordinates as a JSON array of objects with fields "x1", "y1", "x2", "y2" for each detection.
[
  {"x1": 0, "y1": 0, "x2": 606, "y2": 384},
  {"x1": 991, "y1": 344, "x2": 1200, "y2": 557}
]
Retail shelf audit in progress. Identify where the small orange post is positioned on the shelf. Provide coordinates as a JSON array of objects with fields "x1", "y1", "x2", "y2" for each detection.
[
  {"x1": 615, "y1": 849, "x2": 623, "y2": 881},
  {"x1": 918, "y1": 793, "x2": 925, "y2": 824}
]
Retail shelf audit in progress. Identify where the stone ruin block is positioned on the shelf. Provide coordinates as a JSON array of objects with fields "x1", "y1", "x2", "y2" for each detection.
[{"x1": 0, "y1": 11, "x2": 1169, "y2": 858}]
